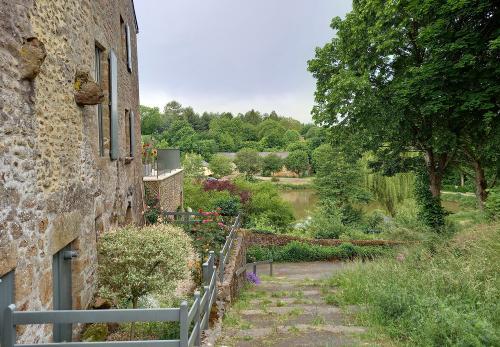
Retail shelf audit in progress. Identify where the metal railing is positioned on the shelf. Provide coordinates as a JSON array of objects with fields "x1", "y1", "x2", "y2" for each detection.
[
  {"x1": 143, "y1": 149, "x2": 181, "y2": 178},
  {"x1": 0, "y1": 216, "x2": 241, "y2": 347},
  {"x1": 236, "y1": 260, "x2": 274, "y2": 277},
  {"x1": 218, "y1": 215, "x2": 241, "y2": 282}
]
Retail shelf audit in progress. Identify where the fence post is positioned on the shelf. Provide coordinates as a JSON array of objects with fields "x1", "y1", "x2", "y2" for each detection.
[
  {"x1": 179, "y1": 301, "x2": 188, "y2": 347},
  {"x1": 253, "y1": 263, "x2": 257, "y2": 275},
  {"x1": 208, "y1": 251, "x2": 215, "y2": 269},
  {"x1": 1, "y1": 304, "x2": 16, "y2": 347},
  {"x1": 212, "y1": 265, "x2": 217, "y2": 306},
  {"x1": 202, "y1": 263, "x2": 209, "y2": 286},
  {"x1": 194, "y1": 291, "x2": 201, "y2": 346},
  {"x1": 219, "y1": 250, "x2": 225, "y2": 282},
  {"x1": 203, "y1": 285, "x2": 210, "y2": 330},
  {"x1": 270, "y1": 260, "x2": 273, "y2": 276}
]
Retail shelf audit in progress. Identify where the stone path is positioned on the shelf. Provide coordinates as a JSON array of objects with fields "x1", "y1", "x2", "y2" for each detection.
[{"x1": 217, "y1": 262, "x2": 369, "y2": 347}]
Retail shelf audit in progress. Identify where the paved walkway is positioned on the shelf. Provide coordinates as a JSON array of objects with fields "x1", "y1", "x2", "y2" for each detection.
[{"x1": 217, "y1": 262, "x2": 367, "y2": 347}]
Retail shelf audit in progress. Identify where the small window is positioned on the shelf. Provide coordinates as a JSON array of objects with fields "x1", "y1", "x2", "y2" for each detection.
[
  {"x1": 0, "y1": 270, "x2": 15, "y2": 342},
  {"x1": 95, "y1": 45, "x2": 104, "y2": 157},
  {"x1": 125, "y1": 24, "x2": 132, "y2": 72}
]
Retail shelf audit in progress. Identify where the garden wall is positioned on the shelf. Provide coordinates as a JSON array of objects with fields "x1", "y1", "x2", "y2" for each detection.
[{"x1": 245, "y1": 230, "x2": 406, "y2": 247}]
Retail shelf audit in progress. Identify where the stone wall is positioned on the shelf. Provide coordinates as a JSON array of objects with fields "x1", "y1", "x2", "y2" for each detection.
[
  {"x1": 245, "y1": 231, "x2": 407, "y2": 247},
  {"x1": 0, "y1": 0, "x2": 143, "y2": 343},
  {"x1": 144, "y1": 169, "x2": 184, "y2": 212}
]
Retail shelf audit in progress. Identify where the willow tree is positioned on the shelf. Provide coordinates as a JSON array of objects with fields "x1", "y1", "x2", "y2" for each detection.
[
  {"x1": 365, "y1": 173, "x2": 415, "y2": 217},
  {"x1": 309, "y1": 0, "x2": 499, "y2": 227}
]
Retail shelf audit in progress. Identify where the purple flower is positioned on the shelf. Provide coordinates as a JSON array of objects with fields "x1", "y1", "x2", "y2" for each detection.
[{"x1": 246, "y1": 272, "x2": 261, "y2": 285}]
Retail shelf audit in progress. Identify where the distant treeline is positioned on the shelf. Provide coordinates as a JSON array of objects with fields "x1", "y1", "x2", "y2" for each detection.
[{"x1": 140, "y1": 101, "x2": 328, "y2": 160}]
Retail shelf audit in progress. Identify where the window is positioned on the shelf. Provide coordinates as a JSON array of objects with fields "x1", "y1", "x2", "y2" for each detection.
[
  {"x1": 125, "y1": 23, "x2": 132, "y2": 72},
  {"x1": 0, "y1": 270, "x2": 15, "y2": 343},
  {"x1": 95, "y1": 45, "x2": 104, "y2": 157},
  {"x1": 120, "y1": 16, "x2": 132, "y2": 72},
  {"x1": 109, "y1": 50, "x2": 119, "y2": 160},
  {"x1": 53, "y1": 244, "x2": 76, "y2": 342}
]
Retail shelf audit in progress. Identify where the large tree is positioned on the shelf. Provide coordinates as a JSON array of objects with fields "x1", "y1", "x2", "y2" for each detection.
[{"x1": 309, "y1": 0, "x2": 499, "y2": 209}]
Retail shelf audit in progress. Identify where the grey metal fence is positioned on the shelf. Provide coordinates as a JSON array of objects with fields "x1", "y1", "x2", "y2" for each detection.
[
  {"x1": 143, "y1": 149, "x2": 181, "y2": 178},
  {"x1": 0, "y1": 216, "x2": 241, "y2": 347}
]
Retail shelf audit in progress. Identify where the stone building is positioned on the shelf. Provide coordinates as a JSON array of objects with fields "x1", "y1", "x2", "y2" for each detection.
[{"x1": 0, "y1": 0, "x2": 143, "y2": 343}]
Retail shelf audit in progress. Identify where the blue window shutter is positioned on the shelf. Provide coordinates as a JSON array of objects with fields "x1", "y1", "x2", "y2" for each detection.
[
  {"x1": 126, "y1": 24, "x2": 132, "y2": 72},
  {"x1": 109, "y1": 50, "x2": 119, "y2": 160},
  {"x1": 130, "y1": 111, "x2": 135, "y2": 157}
]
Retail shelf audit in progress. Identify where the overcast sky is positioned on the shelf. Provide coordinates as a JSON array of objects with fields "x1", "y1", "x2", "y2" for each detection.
[{"x1": 135, "y1": 0, "x2": 352, "y2": 123}]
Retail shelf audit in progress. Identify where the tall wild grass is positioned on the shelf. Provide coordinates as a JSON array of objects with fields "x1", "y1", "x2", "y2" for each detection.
[{"x1": 330, "y1": 223, "x2": 500, "y2": 346}]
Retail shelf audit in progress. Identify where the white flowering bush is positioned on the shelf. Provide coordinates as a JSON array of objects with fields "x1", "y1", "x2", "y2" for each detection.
[{"x1": 97, "y1": 224, "x2": 195, "y2": 309}]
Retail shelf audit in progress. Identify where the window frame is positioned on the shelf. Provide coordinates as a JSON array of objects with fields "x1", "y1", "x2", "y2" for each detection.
[{"x1": 95, "y1": 44, "x2": 105, "y2": 157}]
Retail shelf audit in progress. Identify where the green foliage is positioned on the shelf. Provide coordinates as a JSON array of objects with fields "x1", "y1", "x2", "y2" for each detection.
[
  {"x1": 209, "y1": 154, "x2": 233, "y2": 178},
  {"x1": 283, "y1": 129, "x2": 301, "y2": 145},
  {"x1": 313, "y1": 144, "x2": 369, "y2": 207},
  {"x1": 183, "y1": 179, "x2": 232, "y2": 211},
  {"x1": 144, "y1": 186, "x2": 160, "y2": 225},
  {"x1": 235, "y1": 178, "x2": 294, "y2": 233},
  {"x1": 284, "y1": 150, "x2": 309, "y2": 176},
  {"x1": 97, "y1": 224, "x2": 194, "y2": 308},
  {"x1": 212, "y1": 196, "x2": 240, "y2": 216},
  {"x1": 82, "y1": 324, "x2": 108, "y2": 342},
  {"x1": 332, "y1": 223, "x2": 500, "y2": 346},
  {"x1": 181, "y1": 153, "x2": 205, "y2": 179},
  {"x1": 308, "y1": 0, "x2": 500, "y2": 220},
  {"x1": 247, "y1": 241, "x2": 391, "y2": 263},
  {"x1": 234, "y1": 148, "x2": 262, "y2": 179},
  {"x1": 485, "y1": 187, "x2": 500, "y2": 220},
  {"x1": 415, "y1": 169, "x2": 446, "y2": 229},
  {"x1": 364, "y1": 172, "x2": 415, "y2": 217},
  {"x1": 307, "y1": 203, "x2": 350, "y2": 239},
  {"x1": 261, "y1": 154, "x2": 283, "y2": 177}
]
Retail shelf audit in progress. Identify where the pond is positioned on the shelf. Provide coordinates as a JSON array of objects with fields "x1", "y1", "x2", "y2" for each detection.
[{"x1": 279, "y1": 189, "x2": 319, "y2": 220}]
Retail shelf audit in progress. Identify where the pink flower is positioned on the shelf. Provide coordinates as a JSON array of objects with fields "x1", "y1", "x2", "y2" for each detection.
[
  {"x1": 202, "y1": 219, "x2": 211, "y2": 224},
  {"x1": 218, "y1": 222, "x2": 225, "y2": 227}
]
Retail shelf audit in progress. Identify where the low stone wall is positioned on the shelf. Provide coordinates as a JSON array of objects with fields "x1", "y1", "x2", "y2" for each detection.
[
  {"x1": 245, "y1": 230, "x2": 407, "y2": 247},
  {"x1": 143, "y1": 169, "x2": 183, "y2": 211}
]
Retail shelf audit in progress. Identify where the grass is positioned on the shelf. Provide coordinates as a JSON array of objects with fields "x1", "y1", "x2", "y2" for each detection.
[
  {"x1": 312, "y1": 315, "x2": 326, "y2": 326},
  {"x1": 328, "y1": 222, "x2": 500, "y2": 346}
]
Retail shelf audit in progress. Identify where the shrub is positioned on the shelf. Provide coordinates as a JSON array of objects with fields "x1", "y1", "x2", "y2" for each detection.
[
  {"x1": 212, "y1": 196, "x2": 241, "y2": 216},
  {"x1": 209, "y1": 154, "x2": 233, "y2": 178},
  {"x1": 235, "y1": 178, "x2": 294, "y2": 233},
  {"x1": 234, "y1": 148, "x2": 262, "y2": 179},
  {"x1": 485, "y1": 187, "x2": 500, "y2": 220},
  {"x1": 308, "y1": 203, "x2": 350, "y2": 239},
  {"x1": 247, "y1": 241, "x2": 391, "y2": 262},
  {"x1": 144, "y1": 187, "x2": 160, "y2": 224},
  {"x1": 262, "y1": 154, "x2": 283, "y2": 177},
  {"x1": 181, "y1": 153, "x2": 205, "y2": 178},
  {"x1": 98, "y1": 224, "x2": 195, "y2": 338},
  {"x1": 98, "y1": 224, "x2": 195, "y2": 308}
]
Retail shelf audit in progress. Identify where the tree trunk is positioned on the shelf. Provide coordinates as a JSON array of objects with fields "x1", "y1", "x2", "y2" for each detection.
[
  {"x1": 460, "y1": 172, "x2": 465, "y2": 187},
  {"x1": 472, "y1": 159, "x2": 488, "y2": 210},
  {"x1": 130, "y1": 297, "x2": 138, "y2": 340},
  {"x1": 424, "y1": 150, "x2": 444, "y2": 198}
]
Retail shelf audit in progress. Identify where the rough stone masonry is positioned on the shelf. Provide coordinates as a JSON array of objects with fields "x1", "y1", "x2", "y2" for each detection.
[{"x1": 0, "y1": 0, "x2": 143, "y2": 343}]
